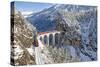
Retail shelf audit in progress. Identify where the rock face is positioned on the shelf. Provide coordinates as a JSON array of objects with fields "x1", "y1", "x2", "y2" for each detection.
[
  {"x1": 55, "y1": 8, "x2": 97, "y2": 61},
  {"x1": 11, "y1": 3, "x2": 37, "y2": 66},
  {"x1": 76, "y1": 9, "x2": 97, "y2": 61}
]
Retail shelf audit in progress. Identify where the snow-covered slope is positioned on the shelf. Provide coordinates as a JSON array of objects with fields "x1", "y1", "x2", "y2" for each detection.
[
  {"x1": 21, "y1": 11, "x2": 33, "y2": 18},
  {"x1": 27, "y1": 4, "x2": 96, "y2": 32},
  {"x1": 76, "y1": 10, "x2": 97, "y2": 61},
  {"x1": 11, "y1": 6, "x2": 37, "y2": 65},
  {"x1": 27, "y1": 4, "x2": 97, "y2": 62}
]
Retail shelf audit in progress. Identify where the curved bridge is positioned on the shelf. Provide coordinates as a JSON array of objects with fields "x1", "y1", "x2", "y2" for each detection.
[
  {"x1": 35, "y1": 31, "x2": 63, "y2": 64},
  {"x1": 38, "y1": 31, "x2": 62, "y2": 46}
]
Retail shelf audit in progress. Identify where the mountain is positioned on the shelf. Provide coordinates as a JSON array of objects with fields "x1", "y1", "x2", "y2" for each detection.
[
  {"x1": 27, "y1": 4, "x2": 96, "y2": 32},
  {"x1": 11, "y1": 5, "x2": 37, "y2": 65},
  {"x1": 21, "y1": 11, "x2": 33, "y2": 18},
  {"x1": 27, "y1": 4, "x2": 97, "y2": 61}
]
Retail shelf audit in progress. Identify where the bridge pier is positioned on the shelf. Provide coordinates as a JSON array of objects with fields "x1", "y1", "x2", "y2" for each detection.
[
  {"x1": 53, "y1": 33, "x2": 55, "y2": 46},
  {"x1": 41, "y1": 36, "x2": 44, "y2": 45}
]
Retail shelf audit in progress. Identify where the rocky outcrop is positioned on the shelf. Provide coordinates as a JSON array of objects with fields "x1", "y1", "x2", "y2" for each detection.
[
  {"x1": 11, "y1": 4, "x2": 37, "y2": 65},
  {"x1": 56, "y1": 8, "x2": 97, "y2": 61}
]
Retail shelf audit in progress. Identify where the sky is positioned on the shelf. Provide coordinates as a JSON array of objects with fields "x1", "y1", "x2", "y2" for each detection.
[{"x1": 14, "y1": 1, "x2": 53, "y2": 14}]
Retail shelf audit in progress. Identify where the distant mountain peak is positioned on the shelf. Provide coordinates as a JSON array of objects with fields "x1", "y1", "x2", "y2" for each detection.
[{"x1": 21, "y1": 11, "x2": 33, "y2": 18}]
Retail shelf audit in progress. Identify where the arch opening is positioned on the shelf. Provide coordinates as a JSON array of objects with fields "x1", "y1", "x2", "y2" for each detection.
[
  {"x1": 49, "y1": 34, "x2": 53, "y2": 45},
  {"x1": 40, "y1": 36, "x2": 42, "y2": 41},
  {"x1": 55, "y1": 33, "x2": 59, "y2": 45}
]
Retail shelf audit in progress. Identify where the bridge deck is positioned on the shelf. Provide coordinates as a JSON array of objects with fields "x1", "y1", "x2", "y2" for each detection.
[{"x1": 38, "y1": 31, "x2": 62, "y2": 35}]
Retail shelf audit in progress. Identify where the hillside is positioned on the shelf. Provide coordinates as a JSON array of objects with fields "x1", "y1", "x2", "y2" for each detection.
[
  {"x1": 27, "y1": 4, "x2": 97, "y2": 62},
  {"x1": 11, "y1": 6, "x2": 37, "y2": 65}
]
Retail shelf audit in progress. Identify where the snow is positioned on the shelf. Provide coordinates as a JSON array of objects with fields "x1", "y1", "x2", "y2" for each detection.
[
  {"x1": 21, "y1": 11, "x2": 33, "y2": 18},
  {"x1": 35, "y1": 47, "x2": 45, "y2": 64},
  {"x1": 12, "y1": 45, "x2": 23, "y2": 60},
  {"x1": 26, "y1": 46, "x2": 34, "y2": 56},
  {"x1": 80, "y1": 52, "x2": 91, "y2": 61}
]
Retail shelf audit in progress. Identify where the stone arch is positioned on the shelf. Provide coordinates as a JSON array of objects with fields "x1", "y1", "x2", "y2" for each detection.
[
  {"x1": 44, "y1": 35, "x2": 48, "y2": 45},
  {"x1": 49, "y1": 34, "x2": 53, "y2": 45}
]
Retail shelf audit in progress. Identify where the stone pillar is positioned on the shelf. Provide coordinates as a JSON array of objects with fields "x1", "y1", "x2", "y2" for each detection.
[
  {"x1": 58, "y1": 33, "x2": 60, "y2": 46},
  {"x1": 42, "y1": 35, "x2": 44, "y2": 45},
  {"x1": 53, "y1": 33, "x2": 55, "y2": 46},
  {"x1": 47, "y1": 34, "x2": 49, "y2": 46}
]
